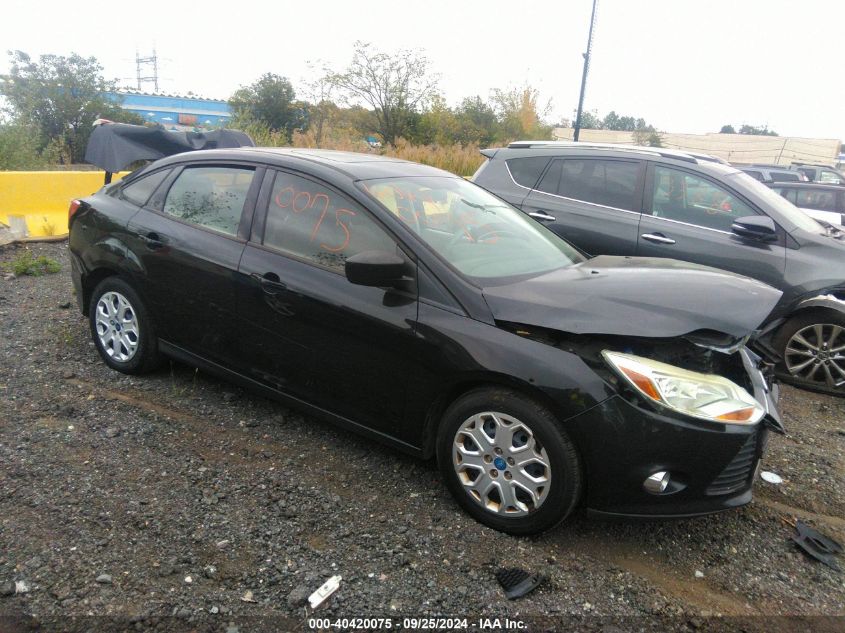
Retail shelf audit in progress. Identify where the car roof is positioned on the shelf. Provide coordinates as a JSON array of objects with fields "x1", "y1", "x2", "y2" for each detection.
[
  {"x1": 768, "y1": 182, "x2": 844, "y2": 190},
  {"x1": 500, "y1": 140, "x2": 729, "y2": 165},
  {"x1": 148, "y1": 147, "x2": 457, "y2": 180}
]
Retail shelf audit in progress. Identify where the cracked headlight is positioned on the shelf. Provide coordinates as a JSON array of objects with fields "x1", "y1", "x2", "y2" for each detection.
[{"x1": 602, "y1": 350, "x2": 764, "y2": 424}]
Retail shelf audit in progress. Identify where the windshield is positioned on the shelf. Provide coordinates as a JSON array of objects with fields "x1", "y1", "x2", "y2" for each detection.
[
  {"x1": 360, "y1": 176, "x2": 585, "y2": 279},
  {"x1": 726, "y1": 171, "x2": 824, "y2": 233}
]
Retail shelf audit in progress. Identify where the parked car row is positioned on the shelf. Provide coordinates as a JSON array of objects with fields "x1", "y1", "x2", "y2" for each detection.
[
  {"x1": 736, "y1": 162, "x2": 845, "y2": 186},
  {"x1": 472, "y1": 141, "x2": 845, "y2": 396},
  {"x1": 71, "y1": 146, "x2": 786, "y2": 534}
]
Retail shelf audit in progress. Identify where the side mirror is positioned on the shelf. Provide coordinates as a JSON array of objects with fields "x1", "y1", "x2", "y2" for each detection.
[
  {"x1": 731, "y1": 216, "x2": 778, "y2": 242},
  {"x1": 345, "y1": 250, "x2": 408, "y2": 287}
]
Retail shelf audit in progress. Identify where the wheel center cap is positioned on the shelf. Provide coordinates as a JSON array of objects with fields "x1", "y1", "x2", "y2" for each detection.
[{"x1": 493, "y1": 457, "x2": 507, "y2": 471}]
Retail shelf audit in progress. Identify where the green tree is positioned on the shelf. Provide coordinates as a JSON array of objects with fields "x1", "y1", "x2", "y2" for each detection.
[
  {"x1": 0, "y1": 123, "x2": 47, "y2": 169},
  {"x1": 576, "y1": 109, "x2": 604, "y2": 130},
  {"x1": 454, "y1": 96, "x2": 498, "y2": 146},
  {"x1": 738, "y1": 124, "x2": 778, "y2": 136},
  {"x1": 229, "y1": 73, "x2": 309, "y2": 143},
  {"x1": 330, "y1": 41, "x2": 438, "y2": 146},
  {"x1": 412, "y1": 95, "x2": 460, "y2": 145},
  {"x1": 719, "y1": 124, "x2": 736, "y2": 134},
  {"x1": 491, "y1": 85, "x2": 552, "y2": 141},
  {"x1": 0, "y1": 50, "x2": 141, "y2": 163}
]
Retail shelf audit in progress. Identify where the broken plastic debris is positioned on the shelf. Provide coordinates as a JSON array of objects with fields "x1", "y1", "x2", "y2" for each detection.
[
  {"x1": 240, "y1": 590, "x2": 257, "y2": 603},
  {"x1": 308, "y1": 575, "x2": 342, "y2": 609},
  {"x1": 495, "y1": 568, "x2": 544, "y2": 600},
  {"x1": 761, "y1": 471, "x2": 783, "y2": 484},
  {"x1": 792, "y1": 520, "x2": 842, "y2": 572},
  {"x1": 15, "y1": 581, "x2": 30, "y2": 594}
]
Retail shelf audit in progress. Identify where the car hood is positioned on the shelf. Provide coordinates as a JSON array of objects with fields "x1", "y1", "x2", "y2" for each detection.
[{"x1": 482, "y1": 255, "x2": 782, "y2": 339}]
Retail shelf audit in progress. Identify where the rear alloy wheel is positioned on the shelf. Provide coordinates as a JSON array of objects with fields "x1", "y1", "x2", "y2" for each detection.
[
  {"x1": 437, "y1": 388, "x2": 582, "y2": 535},
  {"x1": 776, "y1": 312, "x2": 845, "y2": 395},
  {"x1": 89, "y1": 277, "x2": 161, "y2": 374}
]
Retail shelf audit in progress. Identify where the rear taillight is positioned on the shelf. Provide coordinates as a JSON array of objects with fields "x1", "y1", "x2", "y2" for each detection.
[{"x1": 68, "y1": 199, "x2": 82, "y2": 226}]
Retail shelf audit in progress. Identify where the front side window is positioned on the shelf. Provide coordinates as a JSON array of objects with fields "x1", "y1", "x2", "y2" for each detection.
[
  {"x1": 820, "y1": 170, "x2": 844, "y2": 184},
  {"x1": 163, "y1": 166, "x2": 254, "y2": 236},
  {"x1": 650, "y1": 166, "x2": 756, "y2": 232},
  {"x1": 362, "y1": 176, "x2": 584, "y2": 280},
  {"x1": 796, "y1": 188, "x2": 837, "y2": 211},
  {"x1": 743, "y1": 170, "x2": 764, "y2": 181},
  {"x1": 121, "y1": 169, "x2": 170, "y2": 206},
  {"x1": 772, "y1": 187, "x2": 798, "y2": 204},
  {"x1": 536, "y1": 159, "x2": 640, "y2": 211},
  {"x1": 264, "y1": 171, "x2": 395, "y2": 272}
]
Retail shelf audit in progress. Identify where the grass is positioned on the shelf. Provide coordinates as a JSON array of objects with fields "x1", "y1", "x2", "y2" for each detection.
[{"x1": 1, "y1": 249, "x2": 61, "y2": 276}]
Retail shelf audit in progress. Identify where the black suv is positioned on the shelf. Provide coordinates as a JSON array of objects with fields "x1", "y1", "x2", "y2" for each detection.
[
  {"x1": 770, "y1": 182, "x2": 845, "y2": 226},
  {"x1": 473, "y1": 141, "x2": 845, "y2": 395}
]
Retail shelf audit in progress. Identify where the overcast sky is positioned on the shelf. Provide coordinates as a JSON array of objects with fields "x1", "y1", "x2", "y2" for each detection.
[{"x1": 2, "y1": 0, "x2": 843, "y2": 140}]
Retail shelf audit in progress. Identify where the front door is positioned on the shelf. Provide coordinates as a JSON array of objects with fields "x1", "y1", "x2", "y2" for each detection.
[
  {"x1": 235, "y1": 169, "x2": 419, "y2": 435},
  {"x1": 636, "y1": 163, "x2": 787, "y2": 290}
]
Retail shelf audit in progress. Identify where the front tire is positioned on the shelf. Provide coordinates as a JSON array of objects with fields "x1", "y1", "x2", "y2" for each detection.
[
  {"x1": 773, "y1": 310, "x2": 845, "y2": 396},
  {"x1": 436, "y1": 388, "x2": 582, "y2": 535},
  {"x1": 89, "y1": 277, "x2": 161, "y2": 375}
]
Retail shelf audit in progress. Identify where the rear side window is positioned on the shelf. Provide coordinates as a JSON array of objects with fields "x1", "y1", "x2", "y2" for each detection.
[
  {"x1": 264, "y1": 171, "x2": 395, "y2": 273},
  {"x1": 536, "y1": 159, "x2": 640, "y2": 211},
  {"x1": 796, "y1": 189, "x2": 837, "y2": 211},
  {"x1": 770, "y1": 171, "x2": 800, "y2": 182},
  {"x1": 650, "y1": 166, "x2": 756, "y2": 231},
  {"x1": 743, "y1": 170, "x2": 764, "y2": 181},
  {"x1": 163, "y1": 166, "x2": 254, "y2": 236},
  {"x1": 773, "y1": 187, "x2": 798, "y2": 204},
  {"x1": 797, "y1": 167, "x2": 815, "y2": 180},
  {"x1": 121, "y1": 170, "x2": 170, "y2": 206},
  {"x1": 506, "y1": 157, "x2": 551, "y2": 188}
]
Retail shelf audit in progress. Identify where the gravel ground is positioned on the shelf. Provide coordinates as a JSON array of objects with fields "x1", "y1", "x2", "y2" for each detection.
[{"x1": 1, "y1": 242, "x2": 844, "y2": 633}]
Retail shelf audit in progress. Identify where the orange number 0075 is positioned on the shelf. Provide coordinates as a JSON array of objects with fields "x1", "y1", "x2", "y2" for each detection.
[{"x1": 274, "y1": 185, "x2": 355, "y2": 253}]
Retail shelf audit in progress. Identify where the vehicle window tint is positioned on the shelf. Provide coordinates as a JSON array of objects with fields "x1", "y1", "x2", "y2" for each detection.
[
  {"x1": 121, "y1": 170, "x2": 170, "y2": 206},
  {"x1": 743, "y1": 170, "x2": 764, "y2": 181},
  {"x1": 537, "y1": 159, "x2": 640, "y2": 211},
  {"x1": 795, "y1": 189, "x2": 837, "y2": 211},
  {"x1": 650, "y1": 166, "x2": 756, "y2": 231},
  {"x1": 820, "y1": 170, "x2": 844, "y2": 184},
  {"x1": 506, "y1": 157, "x2": 551, "y2": 188},
  {"x1": 265, "y1": 171, "x2": 395, "y2": 272},
  {"x1": 773, "y1": 187, "x2": 798, "y2": 204},
  {"x1": 770, "y1": 171, "x2": 800, "y2": 182},
  {"x1": 163, "y1": 166, "x2": 254, "y2": 236},
  {"x1": 797, "y1": 167, "x2": 815, "y2": 180}
]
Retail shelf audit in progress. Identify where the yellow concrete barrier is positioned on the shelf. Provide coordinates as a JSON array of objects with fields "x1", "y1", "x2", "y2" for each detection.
[{"x1": 0, "y1": 171, "x2": 130, "y2": 237}]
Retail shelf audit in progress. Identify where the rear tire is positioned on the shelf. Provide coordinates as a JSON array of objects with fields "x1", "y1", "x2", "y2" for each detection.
[
  {"x1": 89, "y1": 277, "x2": 161, "y2": 375},
  {"x1": 436, "y1": 387, "x2": 582, "y2": 535},
  {"x1": 773, "y1": 311, "x2": 845, "y2": 396}
]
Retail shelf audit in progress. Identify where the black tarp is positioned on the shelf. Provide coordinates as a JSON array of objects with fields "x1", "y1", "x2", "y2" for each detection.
[{"x1": 84, "y1": 123, "x2": 255, "y2": 173}]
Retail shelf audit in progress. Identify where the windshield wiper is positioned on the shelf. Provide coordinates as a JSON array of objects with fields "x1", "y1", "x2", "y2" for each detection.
[{"x1": 459, "y1": 198, "x2": 509, "y2": 213}]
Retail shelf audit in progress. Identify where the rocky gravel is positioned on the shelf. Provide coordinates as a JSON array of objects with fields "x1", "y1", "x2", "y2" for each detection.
[{"x1": 1, "y1": 242, "x2": 844, "y2": 632}]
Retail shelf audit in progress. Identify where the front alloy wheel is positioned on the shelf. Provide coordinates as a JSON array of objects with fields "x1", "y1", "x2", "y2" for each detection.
[
  {"x1": 784, "y1": 323, "x2": 845, "y2": 389},
  {"x1": 453, "y1": 412, "x2": 551, "y2": 516},
  {"x1": 437, "y1": 388, "x2": 582, "y2": 535}
]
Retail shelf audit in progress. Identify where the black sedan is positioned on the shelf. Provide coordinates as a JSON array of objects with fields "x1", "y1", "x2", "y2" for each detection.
[{"x1": 68, "y1": 148, "x2": 783, "y2": 534}]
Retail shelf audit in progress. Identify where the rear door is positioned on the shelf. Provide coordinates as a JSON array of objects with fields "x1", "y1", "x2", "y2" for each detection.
[
  {"x1": 235, "y1": 168, "x2": 419, "y2": 435},
  {"x1": 125, "y1": 163, "x2": 261, "y2": 366},
  {"x1": 636, "y1": 163, "x2": 786, "y2": 289},
  {"x1": 521, "y1": 157, "x2": 645, "y2": 256}
]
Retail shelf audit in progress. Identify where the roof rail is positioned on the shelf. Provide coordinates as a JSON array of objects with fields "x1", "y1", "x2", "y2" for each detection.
[{"x1": 505, "y1": 140, "x2": 726, "y2": 165}]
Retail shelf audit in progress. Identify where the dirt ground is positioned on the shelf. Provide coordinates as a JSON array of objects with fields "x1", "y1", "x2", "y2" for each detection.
[{"x1": 1, "y1": 242, "x2": 843, "y2": 633}]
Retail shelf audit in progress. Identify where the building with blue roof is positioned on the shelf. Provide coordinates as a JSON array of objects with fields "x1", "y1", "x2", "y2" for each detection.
[{"x1": 107, "y1": 91, "x2": 232, "y2": 130}]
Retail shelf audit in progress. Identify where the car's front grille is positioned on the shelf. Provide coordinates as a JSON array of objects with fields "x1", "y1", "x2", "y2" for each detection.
[{"x1": 705, "y1": 433, "x2": 758, "y2": 496}]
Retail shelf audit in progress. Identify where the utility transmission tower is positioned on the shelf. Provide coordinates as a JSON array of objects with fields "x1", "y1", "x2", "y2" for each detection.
[{"x1": 135, "y1": 48, "x2": 160, "y2": 92}]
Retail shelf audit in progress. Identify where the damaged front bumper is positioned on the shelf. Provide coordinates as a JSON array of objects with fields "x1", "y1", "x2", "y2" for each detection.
[{"x1": 569, "y1": 347, "x2": 782, "y2": 519}]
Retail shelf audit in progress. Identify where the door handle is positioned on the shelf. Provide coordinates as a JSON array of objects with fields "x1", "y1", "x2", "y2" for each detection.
[
  {"x1": 251, "y1": 272, "x2": 287, "y2": 293},
  {"x1": 641, "y1": 233, "x2": 676, "y2": 245},
  {"x1": 140, "y1": 232, "x2": 164, "y2": 249},
  {"x1": 528, "y1": 211, "x2": 556, "y2": 222}
]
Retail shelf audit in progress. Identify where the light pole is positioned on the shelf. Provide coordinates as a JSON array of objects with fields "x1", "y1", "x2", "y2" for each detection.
[{"x1": 573, "y1": 0, "x2": 598, "y2": 142}]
